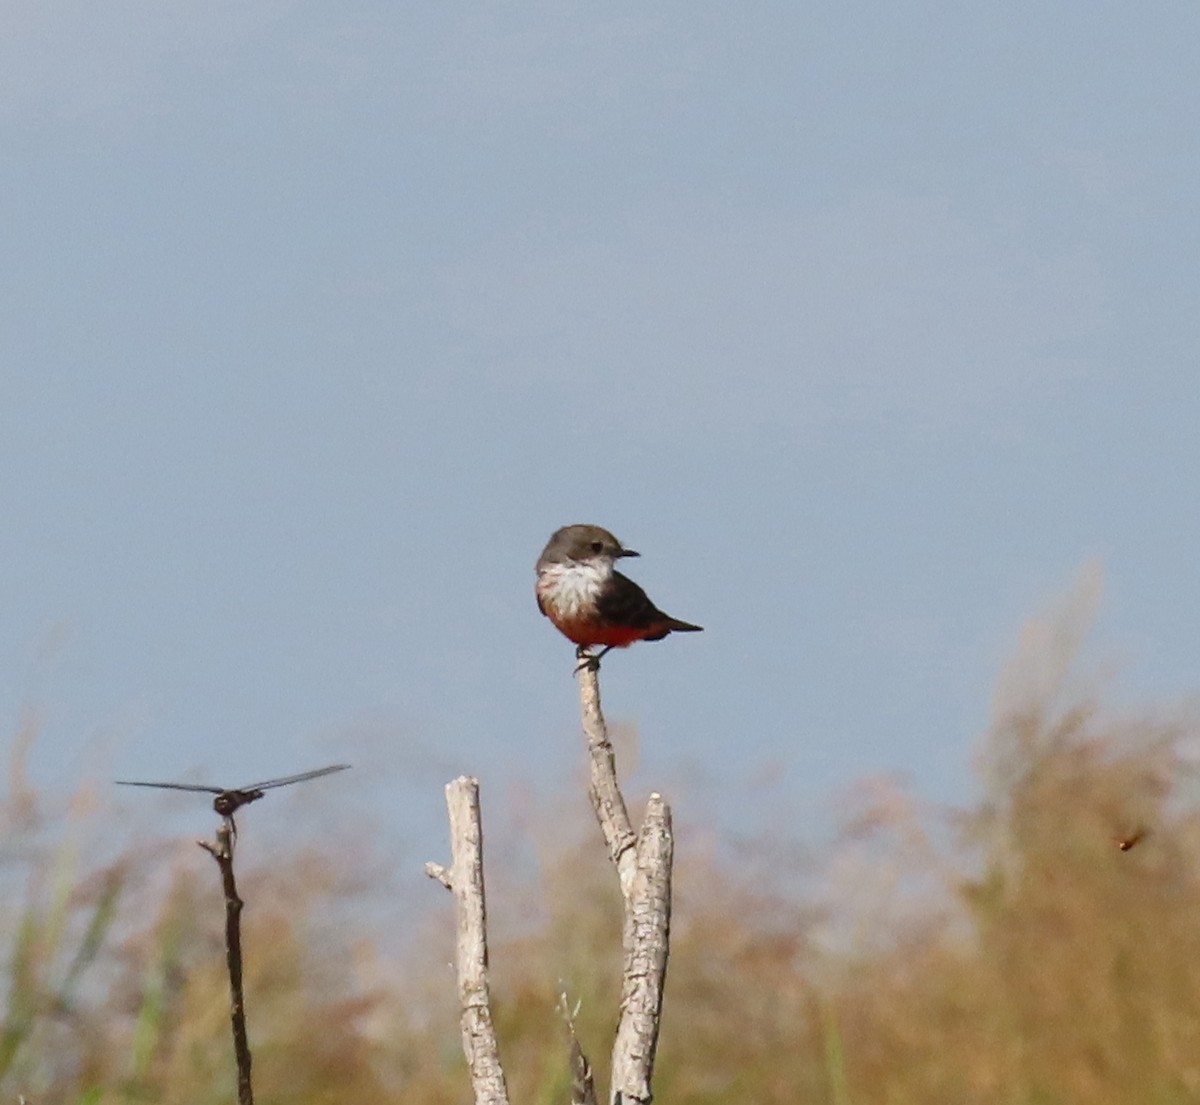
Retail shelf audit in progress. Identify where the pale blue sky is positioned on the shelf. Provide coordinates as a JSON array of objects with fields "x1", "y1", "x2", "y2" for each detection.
[{"x1": 2, "y1": 3, "x2": 1198, "y2": 863}]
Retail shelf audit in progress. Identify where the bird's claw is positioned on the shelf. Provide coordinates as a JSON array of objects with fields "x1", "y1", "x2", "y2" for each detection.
[{"x1": 573, "y1": 646, "x2": 611, "y2": 674}]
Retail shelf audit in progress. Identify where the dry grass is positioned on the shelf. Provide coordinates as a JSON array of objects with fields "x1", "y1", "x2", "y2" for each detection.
[{"x1": 4, "y1": 578, "x2": 1200, "y2": 1103}]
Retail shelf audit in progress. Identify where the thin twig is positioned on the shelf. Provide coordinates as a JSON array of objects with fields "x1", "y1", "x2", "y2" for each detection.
[
  {"x1": 557, "y1": 990, "x2": 598, "y2": 1105},
  {"x1": 199, "y1": 820, "x2": 253, "y2": 1105},
  {"x1": 120, "y1": 763, "x2": 347, "y2": 1105},
  {"x1": 425, "y1": 777, "x2": 511, "y2": 1105}
]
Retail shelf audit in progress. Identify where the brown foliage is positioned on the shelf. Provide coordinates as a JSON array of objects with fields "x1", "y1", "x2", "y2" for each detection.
[{"x1": 4, "y1": 574, "x2": 1200, "y2": 1103}]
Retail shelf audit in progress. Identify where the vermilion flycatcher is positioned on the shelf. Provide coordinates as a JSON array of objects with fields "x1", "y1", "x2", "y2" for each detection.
[{"x1": 535, "y1": 524, "x2": 703, "y2": 662}]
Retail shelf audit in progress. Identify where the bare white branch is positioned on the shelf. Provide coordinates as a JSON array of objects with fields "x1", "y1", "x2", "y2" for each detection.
[
  {"x1": 610, "y1": 793, "x2": 673, "y2": 1105},
  {"x1": 425, "y1": 658, "x2": 673, "y2": 1105},
  {"x1": 576, "y1": 664, "x2": 674, "y2": 1105},
  {"x1": 577, "y1": 663, "x2": 637, "y2": 897},
  {"x1": 425, "y1": 776, "x2": 511, "y2": 1105}
]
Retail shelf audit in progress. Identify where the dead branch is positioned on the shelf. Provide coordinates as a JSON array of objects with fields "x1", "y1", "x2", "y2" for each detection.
[
  {"x1": 558, "y1": 991, "x2": 598, "y2": 1105},
  {"x1": 577, "y1": 662, "x2": 637, "y2": 897},
  {"x1": 576, "y1": 660, "x2": 674, "y2": 1105},
  {"x1": 198, "y1": 821, "x2": 254, "y2": 1105},
  {"x1": 120, "y1": 764, "x2": 348, "y2": 1105},
  {"x1": 609, "y1": 794, "x2": 672, "y2": 1105},
  {"x1": 424, "y1": 776, "x2": 511, "y2": 1105}
]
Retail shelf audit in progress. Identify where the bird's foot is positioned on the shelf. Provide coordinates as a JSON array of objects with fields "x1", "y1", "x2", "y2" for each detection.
[{"x1": 573, "y1": 645, "x2": 612, "y2": 674}]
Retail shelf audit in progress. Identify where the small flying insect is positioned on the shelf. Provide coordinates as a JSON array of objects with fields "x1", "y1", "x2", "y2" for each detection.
[
  {"x1": 1114, "y1": 827, "x2": 1148, "y2": 852},
  {"x1": 116, "y1": 764, "x2": 350, "y2": 827}
]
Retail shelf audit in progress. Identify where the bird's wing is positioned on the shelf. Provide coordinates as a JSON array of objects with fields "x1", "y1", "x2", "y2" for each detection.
[{"x1": 596, "y1": 572, "x2": 666, "y2": 630}]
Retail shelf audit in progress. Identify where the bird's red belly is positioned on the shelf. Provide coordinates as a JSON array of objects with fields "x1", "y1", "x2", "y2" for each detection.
[{"x1": 548, "y1": 613, "x2": 647, "y2": 648}]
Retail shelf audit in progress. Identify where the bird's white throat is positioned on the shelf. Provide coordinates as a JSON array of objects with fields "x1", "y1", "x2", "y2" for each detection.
[{"x1": 537, "y1": 560, "x2": 611, "y2": 616}]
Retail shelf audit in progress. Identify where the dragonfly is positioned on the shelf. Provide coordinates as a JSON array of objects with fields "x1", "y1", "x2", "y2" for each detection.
[{"x1": 116, "y1": 764, "x2": 351, "y2": 820}]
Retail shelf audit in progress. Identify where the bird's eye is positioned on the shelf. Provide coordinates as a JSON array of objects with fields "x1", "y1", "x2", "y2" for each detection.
[{"x1": 590, "y1": 541, "x2": 604, "y2": 554}]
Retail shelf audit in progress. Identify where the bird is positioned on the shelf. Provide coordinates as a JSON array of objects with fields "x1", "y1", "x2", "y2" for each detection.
[{"x1": 535, "y1": 523, "x2": 702, "y2": 665}]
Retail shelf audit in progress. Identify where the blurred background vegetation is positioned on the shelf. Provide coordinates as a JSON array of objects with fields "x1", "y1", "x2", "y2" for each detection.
[{"x1": 4, "y1": 578, "x2": 1200, "y2": 1105}]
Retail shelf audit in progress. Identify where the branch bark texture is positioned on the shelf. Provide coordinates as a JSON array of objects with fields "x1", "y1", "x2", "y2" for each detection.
[
  {"x1": 424, "y1": 776, "x2": 511, "y2": 1105},
  {"x1": 577, "y1": 663, "x2": 637, "y2": 897},
  {"x1": 576, "y1": 662, "x2": 674, "y2": 1105},
  {"x1": 610, "y1": 793, "x2": 672, "y2": 1105}
]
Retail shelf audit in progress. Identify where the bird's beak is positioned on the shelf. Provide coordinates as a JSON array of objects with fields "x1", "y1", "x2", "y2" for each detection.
[{"x1": 618, "y1": 547, "x2": 640, "y2": 558}]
